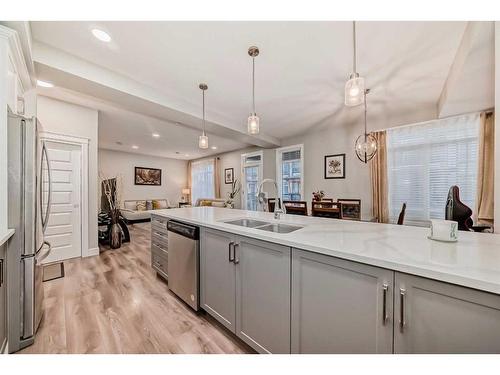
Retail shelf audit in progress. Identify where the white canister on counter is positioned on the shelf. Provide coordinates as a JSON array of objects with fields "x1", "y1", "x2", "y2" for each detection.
[{"x1": 429, "y1": 219, "x2": 458, "y2": 242}]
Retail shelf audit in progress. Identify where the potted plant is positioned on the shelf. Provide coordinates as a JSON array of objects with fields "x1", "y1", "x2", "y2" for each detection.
[
  {"x1": 312, "y1": 190, "x2": 325, "y2": 202},
  {"x1": 101, "y1": 174, "x2": 123, "y2": 249},
  {"x1": 225, "y1": 179, "x2": 241, "y2": 209}
]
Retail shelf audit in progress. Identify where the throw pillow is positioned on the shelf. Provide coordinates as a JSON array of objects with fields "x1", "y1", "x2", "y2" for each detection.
[
  {"x1": 212, "y1": 201, "x2": 225, "y2": 208},
  {"x1": 152, "y1": 200, "x2": 161, "y2": 209},
  {"x1": 158, "y1": 200, "x2": 168, "y2": 209},
  {"x1": 200, "y1": 200, "x2": 212, "y2": 207},
  {"x1": 146, "y1": 200, "x2": 153, "y2": 211},
  {"x1": 136, "y1": 201, "x2": 146, "y2": 211}
]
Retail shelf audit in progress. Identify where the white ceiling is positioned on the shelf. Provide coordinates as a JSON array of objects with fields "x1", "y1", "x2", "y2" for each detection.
[
  {"x1": 37, "y1": 86, "x2": 248, "y2": 159},
  {"x1": 29, "y1": 21, "x2": 494, "y2": 158}
]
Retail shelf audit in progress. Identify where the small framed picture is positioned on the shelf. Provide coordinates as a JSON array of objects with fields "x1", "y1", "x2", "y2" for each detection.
[
  {"x1": 324, "y1": 154, "x2": 345, "y2": 179},
  {"x1": 224, "y1": 168, "x2": 234, "y2": 184}
]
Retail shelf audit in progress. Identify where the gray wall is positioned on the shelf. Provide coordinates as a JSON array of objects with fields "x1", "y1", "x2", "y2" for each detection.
[
  {"x1": 194, "y1": 147, "x2": 276, "y2": 209},
  {"x1": 98, "y1": 148, "x2": 188, "y2": 206},
  {"x1": 281, "y1": 121, "x2": 373, "y2": 221}
]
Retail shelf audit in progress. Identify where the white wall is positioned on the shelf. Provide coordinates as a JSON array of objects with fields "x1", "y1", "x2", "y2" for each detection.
[
  {"x1": 37, "y1": 95, "x2": 99, "y2": 255},
  {"x1": 281, "y1": 122, "x2": 373, "y2": 221},
  {"x1": 98, "y1": 149, "x2": 188, "y2": 206}
]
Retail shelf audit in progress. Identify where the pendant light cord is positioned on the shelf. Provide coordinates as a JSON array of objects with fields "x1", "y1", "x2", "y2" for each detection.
[
  {"x1": 202, "y1": 89, "x2": 206, "y2": 136},
  {"x1": 364, "y1": 90, "x2": 368, "y2": 138},
  {"x1": 252, "y1": 56, "x2": 256, "y2": 115},
  {"x1": 353, "y1": 21, "x2": 357, "y2": 74}
]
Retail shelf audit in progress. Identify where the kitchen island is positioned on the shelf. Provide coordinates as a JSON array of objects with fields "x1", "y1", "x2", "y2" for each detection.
[{"x1": 152, "y1": 207, "x2": 500, "y2": 354}]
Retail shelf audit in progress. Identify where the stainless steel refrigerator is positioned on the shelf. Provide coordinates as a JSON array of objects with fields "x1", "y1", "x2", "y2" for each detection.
[{"x1": 7, "y1": 109, "x2": 52, "y2": 352}]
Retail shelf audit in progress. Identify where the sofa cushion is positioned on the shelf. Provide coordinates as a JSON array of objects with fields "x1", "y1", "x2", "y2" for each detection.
[
  {"x1": 212, "y1": 201, "x2": 226, "y2": 208},
  {"x1": 121, "y1": 209, "x2": 151, "y2": 221},
  {"x1": 136, "y1": 201, "x2": 147, "y2": 211},
  {"x1": 124, "y1": 201, "x2": 136, "y2": 210}
]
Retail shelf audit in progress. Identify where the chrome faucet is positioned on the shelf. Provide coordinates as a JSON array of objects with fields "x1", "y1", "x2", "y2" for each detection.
[{"x1": 257, "y1": 178, "x2": 286, "y2": 219}]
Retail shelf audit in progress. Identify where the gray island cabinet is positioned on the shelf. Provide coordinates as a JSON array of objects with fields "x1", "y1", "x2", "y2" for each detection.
[
  {"x1": 200, "y1": 228, "x2": 291, "y2": 354},
  {"x1": 199, "y1": 227, "x2": 500, "y2": 354}
]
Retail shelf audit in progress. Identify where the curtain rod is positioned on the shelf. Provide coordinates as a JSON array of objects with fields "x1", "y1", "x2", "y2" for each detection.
[{"x1": 374, "y1": 108, "x2": 494, "y2": 134}]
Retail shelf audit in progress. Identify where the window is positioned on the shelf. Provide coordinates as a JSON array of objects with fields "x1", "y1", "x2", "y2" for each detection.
[
  {"x1": 241, "y1": 151, "x2": 263, "y2": 211},
  {"x1": 191, "y1": 159, "x2": 214, "y2": 205},
  {"x1": 276, "y1": 145, "x2": 303, "y2": 201},
  {"x1": 387, "y1": 113, "x2": 479, "y2": 225}
]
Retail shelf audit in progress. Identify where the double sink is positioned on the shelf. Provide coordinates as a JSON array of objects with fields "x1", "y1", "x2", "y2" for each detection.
[{"x1": 223, "y1": 218, "x2": 303, "y2": 233}]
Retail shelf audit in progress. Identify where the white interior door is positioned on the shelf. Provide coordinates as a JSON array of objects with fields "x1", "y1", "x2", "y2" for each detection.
[{"x1": 42, "y1": 141, "x2": 82, "y2": 264}]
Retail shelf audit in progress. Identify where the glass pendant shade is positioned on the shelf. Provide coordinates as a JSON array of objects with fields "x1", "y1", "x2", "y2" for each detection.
[
  {"x1": 198, "y1": 134, "x2": 209, "y2": 149},
  {"x1": 355, "y1": 133, "x2": 377, "y2": 163},
  {"x1": 247, "y1": 114, "x2": 260, "y2": 135},
  {"x1": 345, "y1": 75, "x2": 365, "y2": 106}
]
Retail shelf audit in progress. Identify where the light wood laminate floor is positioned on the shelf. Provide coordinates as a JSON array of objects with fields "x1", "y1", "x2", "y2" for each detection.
[{"x1": 19, "y1": 223, "x2": 253, "y2": 354}]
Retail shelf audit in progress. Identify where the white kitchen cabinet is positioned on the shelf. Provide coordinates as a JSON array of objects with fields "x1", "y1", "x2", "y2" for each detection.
[
  {"x1": 394, "y1": 272, "x2": 500, "y2": 353},
  {"x1": 200, "y1": 228, "x2": 237, "y2": 332},
  {"x1": 291, "y1": 249, "x2": 394, "y2": 353},
  {"x1": 235, "y1": 236, "x2": 291, "y2": 353},
  {"x1": 200, "y1": 228, "x2": 291, "y2": 353}
]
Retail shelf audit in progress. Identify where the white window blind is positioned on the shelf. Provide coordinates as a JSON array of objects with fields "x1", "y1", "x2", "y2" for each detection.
[
  {"x1": 387, "y1": 113, "x2": 479, "y2": 225},
  {"x1": 191, "y1": 159, "x2": 214, "y2": 205}
]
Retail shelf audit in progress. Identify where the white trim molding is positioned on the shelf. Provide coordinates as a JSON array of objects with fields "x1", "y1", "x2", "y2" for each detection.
[
  {"x1": 240, "y1": 150, "x2": 264, "y2": 211},
  {"x1": 275, "y1": 144, "x2": 305, "y2": 201},
  {"x1": 86, "y1": 247, "x2": 99, "y2": 257}
]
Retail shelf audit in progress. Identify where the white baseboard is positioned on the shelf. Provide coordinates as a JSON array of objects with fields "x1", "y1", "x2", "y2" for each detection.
[{"x1": 83, "y1": 247, "x2": 99, "y2": 257}]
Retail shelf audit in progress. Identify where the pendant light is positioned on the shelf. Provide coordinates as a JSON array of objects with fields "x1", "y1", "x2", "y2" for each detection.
[
  {"x1": 355, "y1": 89, "x2": 377, "y2": 163},
  {"x1": 345, "y1": 21, "x2": 365, "y2": 107},
  {"x1": 198, "y1": 83, "x2": 209, "y2": 149},
  {"x1": 247, "y1": 46, "x2": 260, "y2": 135}
]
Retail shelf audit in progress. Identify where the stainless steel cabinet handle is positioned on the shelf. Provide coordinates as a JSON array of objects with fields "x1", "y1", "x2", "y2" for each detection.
[
  {"x1": 0, "y1": 258, "x2": 4, "y2": 287},
  {"x1": 382, "y1": 283, "x2": 389, "y2": 325},
  {"x1": 233, "y1": 243, "x2": 240, "y2": 264},
  {"x1": 228, "y1": 241, "x2": 235, "y2": 262},
  {"x1": 399, "y1": 288, "x2": 407, "y2": 332}
]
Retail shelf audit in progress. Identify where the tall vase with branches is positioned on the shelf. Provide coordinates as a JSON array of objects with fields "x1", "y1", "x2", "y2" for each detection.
[
  {"x1": 225, "y1": 179, "x2": 241, "y2": 209},
  {"x1": 100, "y1": 173, "x2": 123, "y2": 249}
]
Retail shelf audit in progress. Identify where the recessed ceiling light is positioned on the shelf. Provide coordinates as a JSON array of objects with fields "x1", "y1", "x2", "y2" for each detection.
[
  {"x1": 211, "y1": 146, "x2": 217, "y2": 150},
  {"x1": 132, "y1": 145, "x2": 139, "y2": 149},
  {"x1": 185, "y1": 154, "x2": 190, "y2": 157},
  {"x1": 37, "y1": 80, "x2": 54, "y2": 88},
  {"x1": 91, "y1": 28, "x2": 112, "y2": 43},
  {"x1": 152, "y1": 133, "x2": 160, "y2": 138}
]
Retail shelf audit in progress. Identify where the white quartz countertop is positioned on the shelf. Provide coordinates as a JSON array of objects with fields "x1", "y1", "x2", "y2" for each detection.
[{"x1": 153, "y1": 207, "x2": 500, "y2": 295}]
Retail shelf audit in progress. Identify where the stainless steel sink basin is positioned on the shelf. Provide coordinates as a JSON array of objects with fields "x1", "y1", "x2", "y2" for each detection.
[
  {"x1": 224, "y1": 219, "x2": 270, "y2": 228},
  {"x1": 257, "y1": 223, "x2": 303, "y2": 233}
]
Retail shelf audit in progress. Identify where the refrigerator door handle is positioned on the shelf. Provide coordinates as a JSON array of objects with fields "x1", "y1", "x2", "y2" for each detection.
[
  {"x1": 37, "y1": 241, "x2": 52, "y2": 264},
  {"x1": 40, "y1": 142, "x2": 52, "y2": 232}
]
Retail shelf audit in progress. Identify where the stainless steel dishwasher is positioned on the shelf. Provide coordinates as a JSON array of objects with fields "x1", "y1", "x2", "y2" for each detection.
[{"x1": 167, "y1": 220, "x2": 200, "y2": 311}]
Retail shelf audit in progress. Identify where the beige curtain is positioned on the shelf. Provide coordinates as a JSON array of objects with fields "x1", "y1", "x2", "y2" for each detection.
[
  {"x1": 370, "y1": 131, "x2": 389, "y2": 223},
  {"x1": 476, "y1": 112, "x2": 495, "y2": 225},
  {"x1": 214, "y1": 157, "x2": 221, "y2": 199},
  {"x1": 187, "y1": 160, "x2": 193, "y2": 195}
]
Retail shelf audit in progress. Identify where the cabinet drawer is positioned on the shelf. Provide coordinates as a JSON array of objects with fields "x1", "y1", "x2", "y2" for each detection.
[
  {"x1": 151, "y1": 231, "x2": 168, "y2": 247},
  {"x1": 151, "y1": 241, "x2": 168, "y2": 256},
  {"x1": 152, "y1": 248, "x2": 168, "y2": 279},
  {"x1": 151, "y1": 215, "x2": 168, "y2": 231}
]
